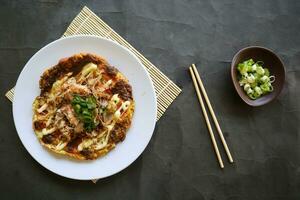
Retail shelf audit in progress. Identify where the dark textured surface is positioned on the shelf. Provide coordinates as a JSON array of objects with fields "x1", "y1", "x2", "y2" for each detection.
[{"x1": 0, "y1": 0, "x2": 300, "y2": 199}]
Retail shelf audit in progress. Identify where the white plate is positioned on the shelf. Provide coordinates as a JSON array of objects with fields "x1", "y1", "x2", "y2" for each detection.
[{"x1": 13, "y1": 35, "x2": 157, "y2": 180}]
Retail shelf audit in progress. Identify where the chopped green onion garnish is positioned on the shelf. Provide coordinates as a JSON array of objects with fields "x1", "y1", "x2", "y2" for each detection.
[
  {"x1": 237, "y1": 59, "x2": 275, "y2": 100},
  {"x1": 71, "y1": 95, "x2": 97, "y2": 131}
]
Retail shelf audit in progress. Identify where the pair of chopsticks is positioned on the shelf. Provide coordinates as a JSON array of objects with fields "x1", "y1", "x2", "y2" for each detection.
[{"x1": 189, "y1": 64, "x2": 233, "y2": 168}]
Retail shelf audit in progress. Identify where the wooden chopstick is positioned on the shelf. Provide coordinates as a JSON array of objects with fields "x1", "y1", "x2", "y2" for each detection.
[
  {"x1": 191, "y1": 64, "x2": 234, "y2": 163},
  {"x1": 189, "y1": 67, "x2": 224, "y2": 169}
]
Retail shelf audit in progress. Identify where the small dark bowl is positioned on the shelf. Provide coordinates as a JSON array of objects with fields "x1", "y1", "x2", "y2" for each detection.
[{"x1": 231, "y1": 46, "x2": 285, "y2": 106}]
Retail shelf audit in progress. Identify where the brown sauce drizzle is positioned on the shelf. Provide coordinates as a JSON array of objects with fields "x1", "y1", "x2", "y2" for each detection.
[
  {"x1": 111, "y1": 80, "x2": 133, "y2": 101},
  {"x1": 34, "y1": 121, "x2": 46, "y2": 131}
]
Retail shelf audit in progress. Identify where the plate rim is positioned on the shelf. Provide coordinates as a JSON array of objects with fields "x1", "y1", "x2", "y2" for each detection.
[{"x1": 12, "y1": 35, "x2": 157, "y2": 180}]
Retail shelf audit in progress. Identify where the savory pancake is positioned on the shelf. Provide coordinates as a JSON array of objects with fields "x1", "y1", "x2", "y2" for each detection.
[{"x1": 32, "y1": 53, "x2": 135, "y2": 160}]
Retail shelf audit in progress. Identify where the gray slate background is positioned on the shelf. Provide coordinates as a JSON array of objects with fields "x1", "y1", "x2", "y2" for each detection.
[{"x1": 0, "y1": 0, "x2": 299, "y2": 199}]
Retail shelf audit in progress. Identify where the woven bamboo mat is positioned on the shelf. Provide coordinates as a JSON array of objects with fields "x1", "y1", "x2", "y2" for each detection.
[
  {"x1": 5, "y1": 6, "x2": 181, "y2": 182},
  {"x1": 5, "y1": 6, "x2": 181, "y2": 121}
]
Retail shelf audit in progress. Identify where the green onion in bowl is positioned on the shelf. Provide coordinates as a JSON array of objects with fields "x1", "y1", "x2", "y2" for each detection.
[{"x1": 237, "y1": 59, "x2": 275, "y2": 100}]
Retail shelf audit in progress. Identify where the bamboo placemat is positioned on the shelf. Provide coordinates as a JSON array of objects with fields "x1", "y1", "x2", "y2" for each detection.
[{"x1": 5, "y1": 7, "x2": 181, "y2": 182}]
